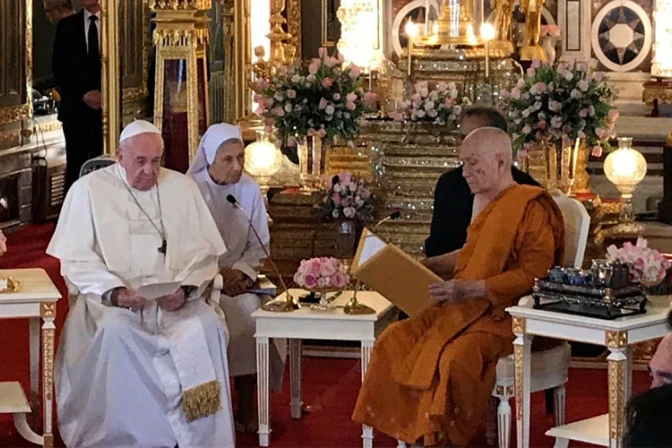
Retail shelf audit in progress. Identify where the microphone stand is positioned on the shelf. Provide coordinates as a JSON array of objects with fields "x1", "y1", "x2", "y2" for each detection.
[
  {"x1": 228, "y1": 195, "x2": 299, "y2": 312},
  {"x1": 343, "y1": 212, "x2": 401, "y2": 315}
]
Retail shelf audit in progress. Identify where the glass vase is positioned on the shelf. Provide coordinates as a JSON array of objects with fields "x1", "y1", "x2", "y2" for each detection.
[
  {"x1": 335, "y1": 219, "x2": 357, "y2": 261},
  {"x1": 298, "y1": 136, "x2": 329, "y2": 190}
]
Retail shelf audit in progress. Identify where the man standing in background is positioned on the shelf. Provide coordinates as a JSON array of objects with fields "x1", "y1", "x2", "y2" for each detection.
[
  {"x1": 52, "y1": 0, "x2": 103, "y2": 191},
  {"x1": 43, "y1": 0, "x2": 75, "y2": 25}
]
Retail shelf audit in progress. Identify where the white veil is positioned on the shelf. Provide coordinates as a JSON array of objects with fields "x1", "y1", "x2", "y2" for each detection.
[{"x1": 186, "y1": 123, "x2": 243, "y2": 176}]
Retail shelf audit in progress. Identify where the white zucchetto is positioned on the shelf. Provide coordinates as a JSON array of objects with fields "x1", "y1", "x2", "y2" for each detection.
[{"x1": 119, "y1": 119, "x2": 162, "y2": 144}]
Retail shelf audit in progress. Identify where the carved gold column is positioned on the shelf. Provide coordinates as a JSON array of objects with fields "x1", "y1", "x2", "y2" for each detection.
[
  {"x1": 233, "y1": 0, "x2": 251, "y2": 121},
  {"x1": 151, "y1": 0, "x2": 210, "y2": 172},
  {"x1": 101, "y1": 0, "x2": 121, "y2": 155}
]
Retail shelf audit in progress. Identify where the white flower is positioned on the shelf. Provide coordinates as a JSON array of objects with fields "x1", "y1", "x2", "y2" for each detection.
[
  {"x1": 416, "y1": 110, "x2": 426, "y2": 118},
  {"x1": 548, "y1": 100, "x2": 562, "y2": 112},
  {"x1": 578, "y1": 80, "x2": 590, "y2": 92},
  {"x1": 284, "y1": 103, "x2": 293, "y2": 113},
  {"x1": 551, "y1": 116, "x2": 563, "y2": 128},
  {"x1": 325, "y1": 105, "x2": 335, "y2": 115},
  {"x1": 291, "y1": 74, "x2": 301, "y2": 83},
  {"x1": 570, "y1": 89, "x2": 583, "y2": 99},
  {"x1": 425, "y1": 101, "x2": 436, "y2": 111},
  {"x1": 306, "y1": 74, "x2": 316, "y2": 83},
  {"x1": 334, "y1": 93, "x2": 341, "y2": 101}
]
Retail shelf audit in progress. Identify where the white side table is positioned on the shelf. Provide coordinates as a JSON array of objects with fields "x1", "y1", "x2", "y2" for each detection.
[
  {"x1": 0, "y1": 268, "x2": 61, "y2": 448},
  {"x1": 507, "y1": 295, "x2": 671, "y2": 448},
  {"x1": 253, "y1": 289, "x2": 396, "y2": 448}
]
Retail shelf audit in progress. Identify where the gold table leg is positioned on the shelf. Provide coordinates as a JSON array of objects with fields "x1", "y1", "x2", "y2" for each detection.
[
  {"x1": 41, "y1": 302, "x2": 56, "y2": 448},
  {"x1": 513, "y1": 317, "x2": 532, "y2": 448},
  {"x1": 606, "y1": 329, "x2": 629, "y2": 448}
]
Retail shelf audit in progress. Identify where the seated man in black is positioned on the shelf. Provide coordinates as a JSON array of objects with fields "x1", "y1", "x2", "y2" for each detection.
[{"x1": 424, "y1": 106, "x2": 539, "y2": 257}]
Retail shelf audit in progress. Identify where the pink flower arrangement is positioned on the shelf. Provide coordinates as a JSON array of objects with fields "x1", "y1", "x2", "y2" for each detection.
[
  {"x1": 505, "y1": 60, "x2": 617, "y2": 158},
  {"x1": 293, "y1": 257, "x2": 350, "y2": 290},
  {"x1": 606, "y1": 238, "x2": 671, "y2": 285},
  {"x1": 253, "y1": 47, "x2": 378, "y2": 147},
  {"x1": 320, "y1": 172, "x2": 373, "y2": 221},
  {"x1": 390, "y1": 81, "x2": 463, "y2": 126},
  {"x1": 540, "y1": 25, "x2": 561, "y2": 38}
]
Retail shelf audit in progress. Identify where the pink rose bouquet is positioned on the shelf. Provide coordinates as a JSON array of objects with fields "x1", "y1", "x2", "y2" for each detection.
[
  {"x1": 253, "y1": 47, "x2": 378, "y2": 147},
  {"x1": 390, "y1": 81, "x2": 462, "y2": 127},
  {"x1": 505, "y1": 60, "x2": 617, "y2": 159},
  {"x1": 293, "y1": 257, "x2": 350, "y2": 290},
  {"x1": 606, "y1": 238, "x2": 670, "y2": 285},
  {"x1": 320, "y1": 172, "x2": 373, "y2": 221}
]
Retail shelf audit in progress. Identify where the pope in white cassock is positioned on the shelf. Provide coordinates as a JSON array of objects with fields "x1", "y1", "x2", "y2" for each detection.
[
  {"x1": 187, "y1": 123, "x2": 285, "y2": 433},
  {"x1": 47, "y1": 120, "x2": 236, "y2": 447}
]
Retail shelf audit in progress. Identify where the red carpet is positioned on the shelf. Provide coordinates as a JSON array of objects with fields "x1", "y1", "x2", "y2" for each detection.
[{"x1": 0, "y1": 224, "x2": 651, "y2": 447}]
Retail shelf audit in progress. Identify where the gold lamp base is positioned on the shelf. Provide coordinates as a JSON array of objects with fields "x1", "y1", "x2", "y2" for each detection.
[
  {"x1": 520, "y1": 45, "x2": 547, "y2": 61},
  {"x1": 262, "y1": 292, "x2": 301, "y2": 312},
  {"x1": 343, "y1": 291, "x2": 376, "y2": 315}
]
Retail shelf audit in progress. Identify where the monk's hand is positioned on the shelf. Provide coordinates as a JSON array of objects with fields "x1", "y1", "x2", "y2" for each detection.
[
  {"x1": 221, "y1": 268, "x2": 251, "y2": 297},
  {"x1": 112, "y1": 287, "x2": 146, "y2": 312},
  {"x1": 428, "y1": 279, "x2": 486, "y2": 303},
  {"x1": 0, "y1": 230, "x2": 6, "y2": 257},
  {"x1": 157, "y1": 288, "x2": 187, "y2": 312}
]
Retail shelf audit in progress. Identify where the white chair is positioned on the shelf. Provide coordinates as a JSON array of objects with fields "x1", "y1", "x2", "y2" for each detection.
[{"x1": 486, "y1": 192, "x2": 591, "y2": 448}]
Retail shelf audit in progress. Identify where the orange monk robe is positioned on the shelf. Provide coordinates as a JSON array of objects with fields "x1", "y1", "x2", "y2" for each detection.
[{"x1": 352, "y1": 185, "x2": 565, "y2": 447}]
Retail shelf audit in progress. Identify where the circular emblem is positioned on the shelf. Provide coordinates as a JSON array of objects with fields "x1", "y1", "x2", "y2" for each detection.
[{"x1": 591, "y1": 0, "x2": 652, "y2": 72}]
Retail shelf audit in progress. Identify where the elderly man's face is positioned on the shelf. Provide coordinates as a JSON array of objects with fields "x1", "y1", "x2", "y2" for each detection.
[
  {"x1": 117, "y1": 133, "x2": 163, "y2": 191},
  {"x1": 459, "y1": 141, "x2": 502, "y2": 194},
  {"x1": 209, "y1": 140, "x2": 245, "y2": 185}
]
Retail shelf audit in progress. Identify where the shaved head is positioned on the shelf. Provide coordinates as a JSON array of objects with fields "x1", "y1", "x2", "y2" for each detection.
[{"x1": 460, "y1": 127, "x2": 515, "y2": 197}]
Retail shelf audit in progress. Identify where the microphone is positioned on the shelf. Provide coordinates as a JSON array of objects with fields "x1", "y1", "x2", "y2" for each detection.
[
  {"x1": 226, "y1": 194, "x2": 299, "y2": 312},
  {"x1": 373, "y1": 211, "x2": 401, "y2": 230}
]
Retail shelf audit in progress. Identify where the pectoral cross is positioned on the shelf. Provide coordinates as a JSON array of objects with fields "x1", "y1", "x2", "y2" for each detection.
[{"x1": 158, "y1": 239, "x2": 167, "y2": 254}]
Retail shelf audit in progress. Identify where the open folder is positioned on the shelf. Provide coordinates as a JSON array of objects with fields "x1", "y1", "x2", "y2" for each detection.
[{"x1": 351, "y1": 228, "x2": 440, "y2": 317}]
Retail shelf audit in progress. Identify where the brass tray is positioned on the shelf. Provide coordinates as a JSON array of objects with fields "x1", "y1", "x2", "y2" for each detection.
[{"x1": 0, "y1": 277, "x2": 21, "y2": 293}]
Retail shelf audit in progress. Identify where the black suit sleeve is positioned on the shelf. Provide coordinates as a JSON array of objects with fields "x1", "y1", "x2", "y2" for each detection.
[
  {"x1": 52, "y1": 17, "x2": 90, "y2": 110},
  {"x1": 425, "y1": 170, "x2": 471, "y2": 257}
]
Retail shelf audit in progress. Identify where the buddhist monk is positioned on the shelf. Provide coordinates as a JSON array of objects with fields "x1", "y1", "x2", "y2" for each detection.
[{"x1": 352, "y1": 127, "x2": 565, "y2": 447}]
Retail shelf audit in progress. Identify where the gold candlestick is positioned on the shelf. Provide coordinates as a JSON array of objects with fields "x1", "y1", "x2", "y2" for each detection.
[{"x1": 405, "y1": 20, "x2": 417, "y2": 77}]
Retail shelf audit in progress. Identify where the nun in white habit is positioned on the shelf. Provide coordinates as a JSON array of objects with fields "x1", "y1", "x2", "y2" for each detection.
[{"x1": 187, "y1": 123, "x2": 286, "y2": 432}]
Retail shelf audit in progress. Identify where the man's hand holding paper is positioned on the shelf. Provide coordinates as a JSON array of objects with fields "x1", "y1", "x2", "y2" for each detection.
[
  {"x1": 111, "y1": 287, "x2": 146, "y2": 311},
  {"x1": 156, "y1": 287, "x2": 187, "y2": 312}
]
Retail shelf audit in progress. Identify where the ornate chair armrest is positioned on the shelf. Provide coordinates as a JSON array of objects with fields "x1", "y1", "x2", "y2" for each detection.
[{"x1": 210, "y1": 273, "x2": 224, "y2": 303}]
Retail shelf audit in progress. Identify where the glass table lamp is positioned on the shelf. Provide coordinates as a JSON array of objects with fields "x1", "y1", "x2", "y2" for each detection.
[
  {"x1": 244, "y1": 134, "x2": 283, "y2": 189},
  {"x1": 603, "y1": 137, "x2": 647, "y2": 233}
]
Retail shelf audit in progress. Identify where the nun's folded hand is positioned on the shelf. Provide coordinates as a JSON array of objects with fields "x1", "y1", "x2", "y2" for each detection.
[{"x1": 428, "y1": 279, "x2": 486, "y2": 303}]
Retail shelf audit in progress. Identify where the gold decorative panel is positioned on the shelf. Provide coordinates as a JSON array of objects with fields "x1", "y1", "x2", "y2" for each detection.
[
  {"x1": 120, "y1": 0, "x2": 149, "y2": 104},
  {"x1": 0, "y1": 0, "x2": 32, "y2": 125}
]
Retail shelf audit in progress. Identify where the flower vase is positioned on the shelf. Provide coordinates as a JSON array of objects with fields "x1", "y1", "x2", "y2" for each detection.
[
  {"x1": 541, "y1": 37, "x2": 556, "y2": 65},
  {"x1": 524, "y1": 138, "x2": 585, "y2": 194},
  {"x1": 335, "y1": 219, "x2": 357, "y2": 261},
  {"x1": 298, "y1": 136, "x2": 329, "y2": 190}
]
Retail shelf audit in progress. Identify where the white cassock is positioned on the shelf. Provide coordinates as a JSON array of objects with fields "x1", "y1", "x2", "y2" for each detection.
[
  {"x1": 191, "y1": 169, "x2": 286, "y2": 390},
  {"x1": 47, "y1": 163, "x2": 235, "y2": 448}
]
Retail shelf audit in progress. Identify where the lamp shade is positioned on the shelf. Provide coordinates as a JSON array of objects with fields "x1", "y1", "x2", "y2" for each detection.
[
  {"x1": 603, "y1": 137, "x2": 647, "y2": 194},
  {"x1": 244, "y1": 138, "x2": 283, "y2": 177}
]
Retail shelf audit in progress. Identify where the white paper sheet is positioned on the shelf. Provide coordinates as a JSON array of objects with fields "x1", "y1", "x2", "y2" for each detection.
[
  {"x1": 136, "y1": 282, "x2": 183, "y2": 301},
  {"x1": 358, "y1": 231, "x2": 387, "y2": 266}
]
